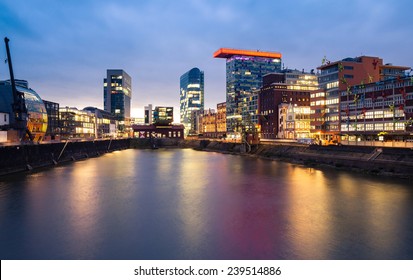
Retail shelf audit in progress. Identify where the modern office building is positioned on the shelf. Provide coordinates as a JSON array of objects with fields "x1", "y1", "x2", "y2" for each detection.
[
  {"x1": 339, "y1": 75, "x2": 413, "y2": 144},
  {"x1": 314, "y1": 56, "x2": 410, "y2": 143},
  {"x1": 259, "y1": 70, "x2": 317, "y2": 139},
  {"x1": 103, "y1": 69, "x2": 132, "y2": 123},
  {"x1": 242, "y1": 91, "x2": 259, "y2": 131},
  {"x1": 153, "y1": 106, "x2": 173, "y2": 125},
  {"x1": 43, "y1": 100, "x2": 60, "y2": 139},
  {"x1": 190, "y1": 109, "x2": 203, "y2": 135},
  {"x1": 213, "y1": 48, "x2": 282, "y2": 132},
  {"x1": 59, "y1": 107, "x2": 96, "y2": 139},
  {"x1": 83, "y1": 106, "x2": 117, "y2": 138},
  {"x1": 180, "y1": 68, "x2": 204, "y2": 135}
]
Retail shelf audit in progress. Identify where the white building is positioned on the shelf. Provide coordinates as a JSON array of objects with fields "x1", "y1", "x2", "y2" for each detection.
[{"x1": 278, "y1": 103, "x2": 311, "y2": 139}]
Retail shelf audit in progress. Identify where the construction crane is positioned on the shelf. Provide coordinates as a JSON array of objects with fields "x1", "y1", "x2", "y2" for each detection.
[{"x1": 4, "y1": 37, "x2": 34, "y2": 142}]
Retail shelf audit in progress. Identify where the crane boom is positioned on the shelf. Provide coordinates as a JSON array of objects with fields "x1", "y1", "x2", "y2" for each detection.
[{"x1": 4, "y1": 37, "x2": 33, "y2": 141}]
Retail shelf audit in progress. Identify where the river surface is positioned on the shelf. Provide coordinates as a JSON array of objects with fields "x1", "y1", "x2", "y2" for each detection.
[{"x1": 1, "y1": 149, "x2": 413, "y2": 259}]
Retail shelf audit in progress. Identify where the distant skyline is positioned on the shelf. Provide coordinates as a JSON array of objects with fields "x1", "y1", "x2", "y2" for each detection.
[{"x1": 1, "y1": 0, "x2": 413, "y2": 119}]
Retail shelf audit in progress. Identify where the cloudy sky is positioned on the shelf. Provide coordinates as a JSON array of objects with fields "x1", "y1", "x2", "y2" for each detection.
[{"x1": 1, "y1": 0, "x2": 413, "y2": 118}]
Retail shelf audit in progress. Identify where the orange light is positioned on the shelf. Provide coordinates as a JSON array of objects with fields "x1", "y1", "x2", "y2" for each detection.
[{"x1": 213, "y1": 48, "x2": 282, "y2": 59}]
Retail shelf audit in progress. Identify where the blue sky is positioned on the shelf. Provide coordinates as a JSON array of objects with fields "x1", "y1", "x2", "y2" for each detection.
[{"x1": 1, "y1": 0, "x2": 413, "y2": 118}]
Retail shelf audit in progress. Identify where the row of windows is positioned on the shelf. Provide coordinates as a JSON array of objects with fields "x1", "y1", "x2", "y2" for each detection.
[
  {"x1": 341, "y1": 98, "x2": 409, "y2": 109},
  {"x1": 311, "y1": 92, "x2": 325, "y2": 98},
  {"x1": 342, "y1": 110, "x2": 404, "y2": 119},
  {"x1": 341, "y1": 122, "x2": 405, "y2": 131}
]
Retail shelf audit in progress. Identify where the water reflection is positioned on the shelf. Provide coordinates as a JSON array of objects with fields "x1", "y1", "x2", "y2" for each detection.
[{"x1": 1, "y1": 149, "x2": 413, "y2": 259}]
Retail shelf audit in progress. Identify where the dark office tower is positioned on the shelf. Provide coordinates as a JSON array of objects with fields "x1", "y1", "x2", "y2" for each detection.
[
  {"x1": 43, "y1": 100, "x2": 60, "y2": 138},
  {"x1": 214, "y1": 48, "x2": 282, "y2": 132},
  {"x1": 153, "y1": 106, "x2": 173, "y2": 126},
  {"x1": 103, "y1": 69, "x2": 132, "y2": 121},
  {"x1": 180, "y1": 67, "x2": 204, "y2": 135}
]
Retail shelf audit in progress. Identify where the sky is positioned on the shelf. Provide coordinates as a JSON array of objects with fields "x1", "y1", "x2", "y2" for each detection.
[{"x1": 1, "y1": 0, "x2": 413, "y2": 120}]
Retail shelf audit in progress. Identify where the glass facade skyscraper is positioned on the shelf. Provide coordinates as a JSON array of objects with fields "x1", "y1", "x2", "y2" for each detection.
[
  {"x1": 214, "y1": 48, "x2": 282, "y2": 132},
  {"x1": 104, "y1": 69, "x2": 132, "y2": 122},
  {"x1": 180, "y1": 67, "x2": 204, "y2": 135}
]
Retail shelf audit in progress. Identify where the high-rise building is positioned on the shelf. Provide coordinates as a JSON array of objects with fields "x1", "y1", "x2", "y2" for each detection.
[
  {"x1": 103, "y1": 69, "x2": 132, "y2": 122},
  {"x1": 214, "y1": 48, "x2": 282, "y2": 132},
  {"x1": 180, "y1": 67, "x2": 204, "y2": 135}
]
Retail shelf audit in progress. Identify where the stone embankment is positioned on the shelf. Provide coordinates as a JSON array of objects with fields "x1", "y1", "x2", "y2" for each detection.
[
  {"x1": 195, "y1": 140, "x2": 413, "y2": 179},
  {"x1": 0, "y1": 139, "x2": 130, "y2": 176},
  {"x1": 1, "y1": 138, "x2": 412, "y2": 179}
]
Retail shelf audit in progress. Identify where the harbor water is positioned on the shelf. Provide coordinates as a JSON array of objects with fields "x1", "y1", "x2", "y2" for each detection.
[{"x1": 1, "y1": 149, "x2": 413, "y2": 259}]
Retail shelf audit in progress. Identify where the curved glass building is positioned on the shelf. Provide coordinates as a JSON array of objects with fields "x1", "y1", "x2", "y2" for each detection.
[
  {"x1": 0, "y1": 80, "x2": 48, "y2": 141},
  {"x1": 180, "y1": 67, "x2": 204, "y2": 135}
]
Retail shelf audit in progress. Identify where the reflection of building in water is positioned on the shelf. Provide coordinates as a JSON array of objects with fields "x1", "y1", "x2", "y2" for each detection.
[{"x1": 0, "y1": 79, "x2": 48, "y2": 142}]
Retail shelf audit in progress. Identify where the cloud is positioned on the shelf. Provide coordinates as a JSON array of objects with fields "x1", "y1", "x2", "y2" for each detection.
[{"x1": 1, "y1": 0, "x2": 412, "y2": 117}]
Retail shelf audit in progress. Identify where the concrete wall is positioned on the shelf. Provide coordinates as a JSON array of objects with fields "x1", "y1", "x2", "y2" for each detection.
[
  {"x1": 196, "y1": 140, "x2": 413, "y2": 179},
  {"x1": 2, "y1": 138, "x2": 413, "y2": 179},
  {"x1": 0, "y1": 139, "x2": 130, "y2": 176}
]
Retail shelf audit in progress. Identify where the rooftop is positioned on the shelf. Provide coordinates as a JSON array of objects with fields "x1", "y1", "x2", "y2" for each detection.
[{"x1": 213, "y1": 48, "x2": 282, "y2": 59}]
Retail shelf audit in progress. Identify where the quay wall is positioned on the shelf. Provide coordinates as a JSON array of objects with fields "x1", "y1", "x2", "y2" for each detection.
[
  {"x1": 0, "y1": 139, "x2": 130, "y2": 176},
  {"x1": 193, "y1": 140, "x2": 413, "y2": 179},
  {"x1": 1, "y1": 138, "x2": 413, "y2": 179}
]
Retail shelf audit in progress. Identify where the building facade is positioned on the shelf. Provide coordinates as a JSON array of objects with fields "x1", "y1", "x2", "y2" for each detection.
[
  {"x1": 242, "y1": 91, "x2": 259, "y2": 131},
  {"x1": 132, "y1": 124, "x2": 184, "y2": 139},
  {"x1": 278, "y1": 103, "x2": 311, "y2": 139},
  {"x1": 339, "y1": 75, "x2": 413, "y2": 142},
  {"x1": 200, "y1": 109, "x2": 216, "y2": 137},
  {"x1": 103, "y1": 69, "x2": 132, "y2": 125},
  {"x1": 43, "y1": 100, "x2": 60, "y2": 139},
  {"x1": 144, "y1": 104, "x2": 153, "y2": 124},
  {"x1": 59, "y1": 107, "x2": 96, "y2": 139},
  {"x1": 83, "y1": 107, "x2": 117, "y2": 138},
  {"x1": 314, "y1": 56, "x2": 410, "y2": 143},
  {"x1": 153, "y1": 106, "x2": 173, "y2": 125},
  {"x1": 259, "y1": 70, "x2": 317, "y2": 139},
  {"x1": 180, "y1": 68, "x2": 204, "y2": 135},
  {"x1": 213, "y1": 48, "x2": 282, "y2": 132},
  {"x1": 190, "y1": 109, "x2": 203, "y2": 135},
  {"x1": 216, "y1": 102, "x2": 227, "y2": 135}
]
